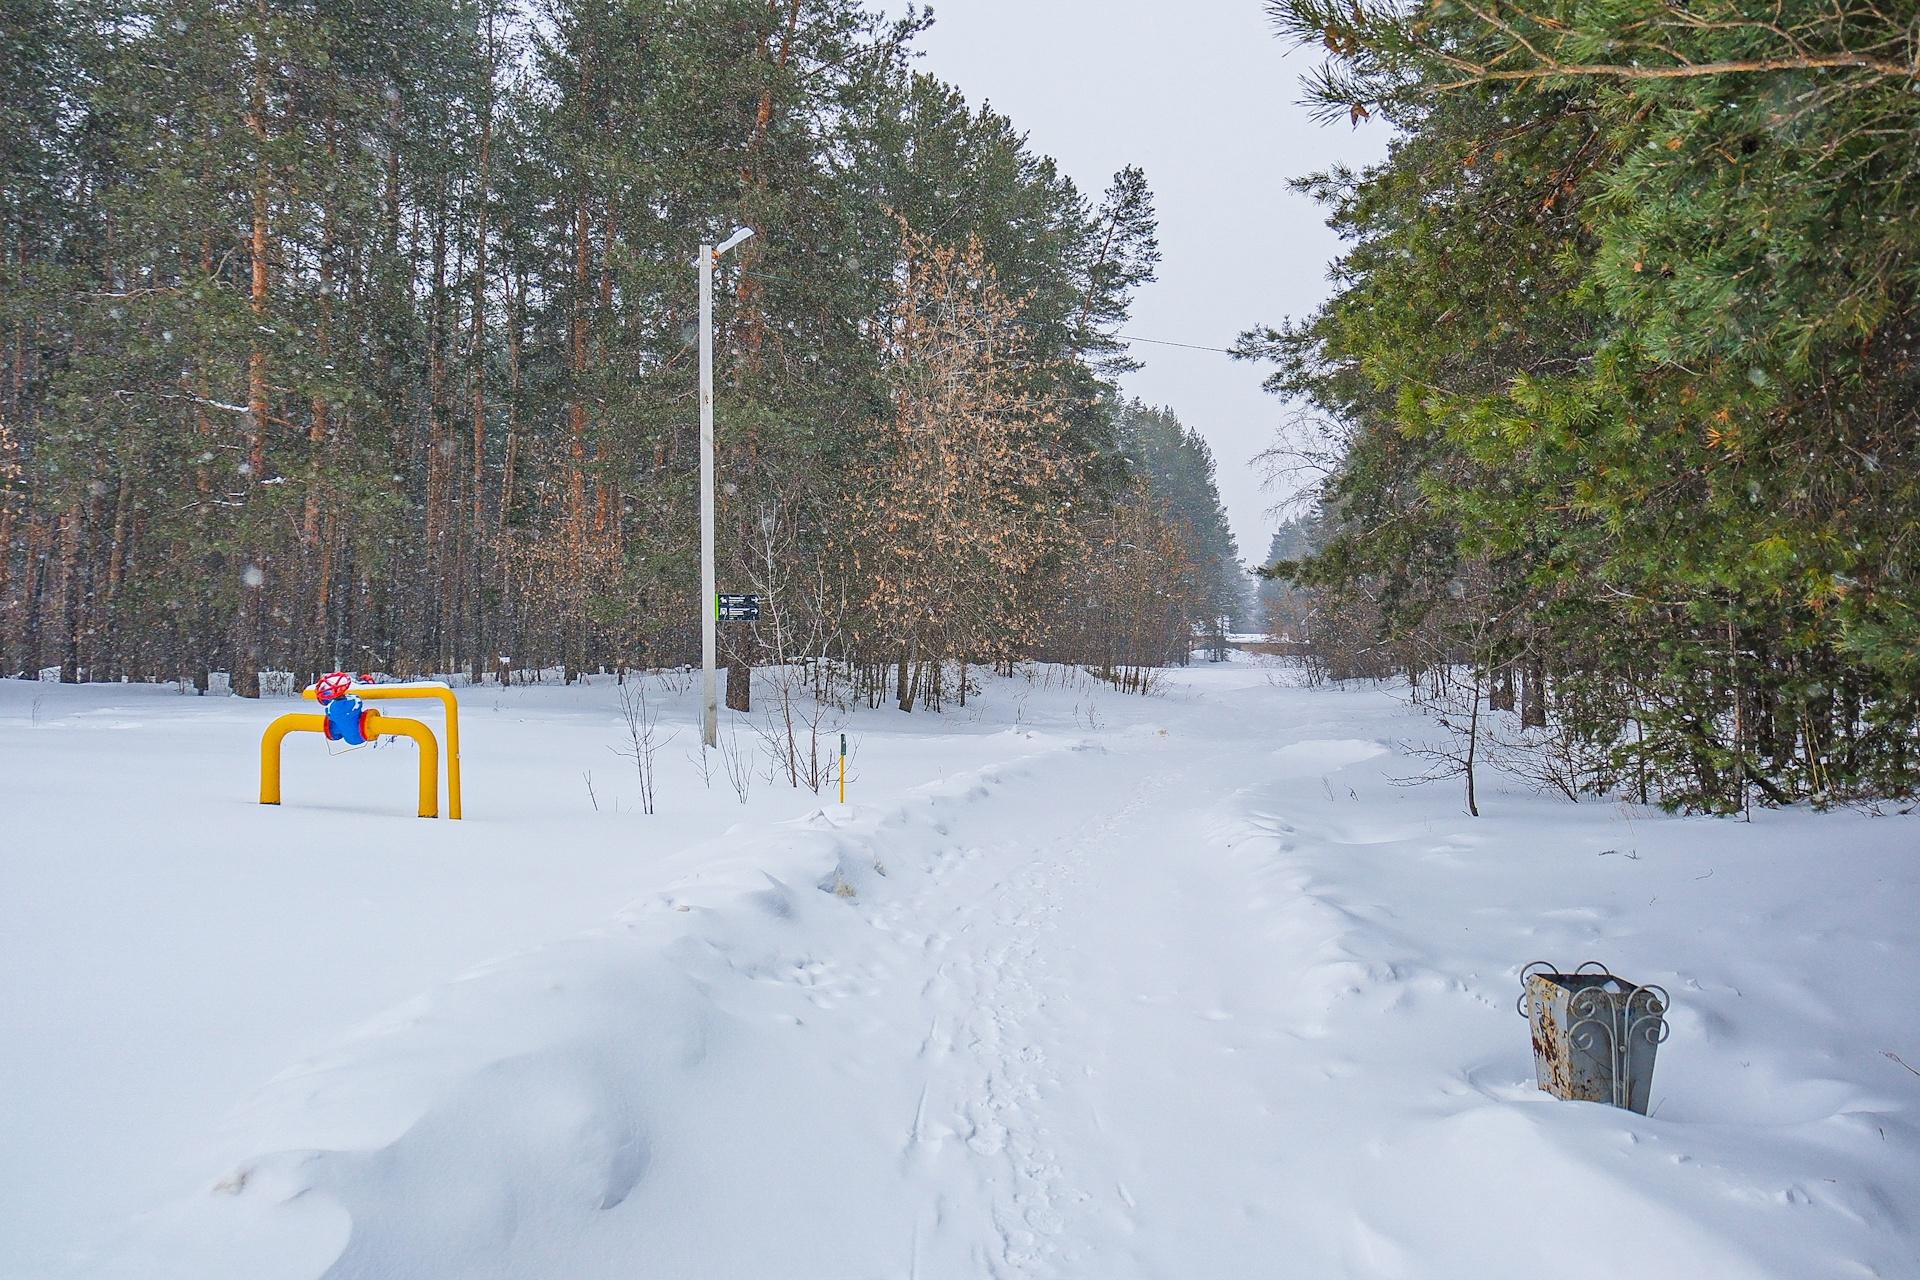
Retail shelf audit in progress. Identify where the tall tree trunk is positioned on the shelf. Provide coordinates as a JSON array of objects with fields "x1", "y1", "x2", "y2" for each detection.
[
  {"x1": 469, "y1": 13, "x2": 495, "y2": 680},
  {"x1": 593, "y1": 198, "x2": 616, "y2": 536},
  {"x1": 58, "y1": 505, "x2": 84, "y2": 682},
  {"x1": 303, "y1": 105, "x2": 336, "y2": 549},
  {"x1": 502, "y1": 265, "x2": 523, "y2": 533},
  {"x1": 193, "y1": 234, "x2": 215, "y2": 501},
  {"x1": 1520, "y1": 655, "x2": 1546, "y2": 729},
  {"x1": 567, "y1": 49, "x2": 593, "y2": 535},
  {"x1": 896, "y1": 639, "x2": 916, "y2": 712},
  {"x1": 103, "y1": 472, "x2": 131, "y2": 603},
  {"x1": 244, "y1": 7, "x2": 271, "y2": 483},
  {"x1": 236, "y1": 0, "x2": 273, "y2": 698},
  {"x1": 305, "y1": 104, "x2": 339, "y2": 673},
  {"x1": 313, "y1": 508, "x2": 336, "y2": 675},
  {"x1": 427, "y1": 173, "x2": 452, "y2": 666},
  {"x1": 1489, "y1": 663, "x2": 1515, "y2": 712},
  {"x1": 1, "y1": 238, "x2": 24, "y2": 669},
  {"x1": 725, "y1": 619, "x2": 751, "y2": 712},
  {"x1": 21, "y1": 516, "x2": 49, "y2": 671},
  {"x1": 1464, "y1": 672, "x2": 1481, "y2": 817},
  {"x1": 569, "y1": 190, "x2": 590, "y2": 532},
  {"x1": 380, "y1": 92, "x2": 404, "y2": 466}
]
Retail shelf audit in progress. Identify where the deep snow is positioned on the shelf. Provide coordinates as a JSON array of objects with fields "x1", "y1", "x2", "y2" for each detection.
[{"x1": 2, "y1": 660, "x2": 1916, "y2": 1278}]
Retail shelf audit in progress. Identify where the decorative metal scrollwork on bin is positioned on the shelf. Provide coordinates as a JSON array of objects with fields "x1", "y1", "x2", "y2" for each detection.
[{"x1": 1517, "y1": 961, "x2": 1670, "y2": 1114}]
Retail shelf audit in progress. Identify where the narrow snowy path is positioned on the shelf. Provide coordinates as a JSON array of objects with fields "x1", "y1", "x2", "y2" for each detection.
[
  {"x1": 867, "y1": 738, "x2": 1194, "y2": 1276},
  {"x1": 864, "y1": 729, "x2": 1296, "y2": 1276},
  {"x1": 715, "y1": 683, "x2": 1406, "y2": 1278}
]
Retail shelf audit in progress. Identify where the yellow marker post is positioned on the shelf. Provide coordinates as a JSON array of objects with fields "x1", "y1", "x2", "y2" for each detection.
[
  {"x1": 838, "y1": 732, "x2": 846, "y2": 804},
  {"x1": 300, "y1": 680, "x2": 462, "y2": 819}
]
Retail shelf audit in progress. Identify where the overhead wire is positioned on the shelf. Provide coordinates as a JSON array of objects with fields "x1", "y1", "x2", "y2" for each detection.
[
  {"x1": 735, "y1": 269, "x2": 1242, "y2": 356},
  {"x1": 1113, "y1": 333, "x2": 1238, "y2": 355}
]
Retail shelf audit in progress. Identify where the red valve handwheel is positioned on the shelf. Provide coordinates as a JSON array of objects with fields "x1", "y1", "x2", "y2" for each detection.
[{"x1": 315, "y1": 671, "x2": 355, "y2": 702}]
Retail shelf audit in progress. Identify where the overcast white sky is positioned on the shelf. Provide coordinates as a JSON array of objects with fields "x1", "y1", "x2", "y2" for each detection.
[{"x1": 885, "y1": 0, "x2": 1388, "y2": 564}]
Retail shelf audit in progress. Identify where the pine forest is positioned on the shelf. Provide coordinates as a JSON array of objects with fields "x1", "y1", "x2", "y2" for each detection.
[{"x1": 0, "y1": 0, "x2": 1243, "y2": 710}]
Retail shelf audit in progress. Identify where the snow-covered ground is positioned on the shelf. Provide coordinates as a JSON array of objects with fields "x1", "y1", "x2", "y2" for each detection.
[{"x1": 3, "y1": 659, "x2": 1916, "y2": 1278}]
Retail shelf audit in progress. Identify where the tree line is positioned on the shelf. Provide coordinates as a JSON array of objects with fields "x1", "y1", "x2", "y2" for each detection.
[
  {"x1": 0, "y1": 0, "x2": 1245, "y2": 706},
  {"x1": 1244, "y1": 0, "x2": 1919, "y2": 810}
]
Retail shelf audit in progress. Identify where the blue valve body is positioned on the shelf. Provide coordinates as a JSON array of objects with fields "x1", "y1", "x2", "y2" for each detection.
[{"x1": 323, "y1": 694, "x2": 371, "y2": 746}]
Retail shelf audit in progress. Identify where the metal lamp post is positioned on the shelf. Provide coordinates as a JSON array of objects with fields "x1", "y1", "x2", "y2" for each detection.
[{"x1": 700, "y1": 226, "x2": 754, "y2": 749}]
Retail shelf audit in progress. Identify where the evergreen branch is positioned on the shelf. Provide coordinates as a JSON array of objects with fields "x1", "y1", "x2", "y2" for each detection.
[{"x1": 1432, "y1": 50, "x2": 1916, "y2": 90}]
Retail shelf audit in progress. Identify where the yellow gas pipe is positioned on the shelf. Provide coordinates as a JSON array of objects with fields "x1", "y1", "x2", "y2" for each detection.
[
  {"x1": 299, "y1": 681, "x2": 463, "y2": 819},
  {"x1": 259, "y1": 706, "x2": 441, "y2": 818}
]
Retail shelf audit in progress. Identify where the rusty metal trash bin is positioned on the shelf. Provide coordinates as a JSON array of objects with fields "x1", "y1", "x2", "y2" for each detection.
[{"x1": 1516, "y1": 961, "x2": 1670, "y2": 1114}]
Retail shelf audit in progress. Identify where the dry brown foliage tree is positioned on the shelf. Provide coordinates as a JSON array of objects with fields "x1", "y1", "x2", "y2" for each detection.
[
  {"x1": 1047, "y1": 482, "x2": 1210, "y2": 693},
  {"x1": 844, "y1": 226, "x2": 1081, "y2": 712}
]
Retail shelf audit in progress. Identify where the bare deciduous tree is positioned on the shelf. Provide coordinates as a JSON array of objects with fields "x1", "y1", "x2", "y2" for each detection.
[{"x1": 611, "y1": 680, "x2": 674, "y2": 814}]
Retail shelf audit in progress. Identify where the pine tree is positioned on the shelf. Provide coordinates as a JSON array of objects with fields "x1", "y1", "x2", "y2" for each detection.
[
  {"x1": 1110, "y1": 398, "x2": 1244, "y2": 630},
  {"x1": 1246, "y1": 0, "x2": 1920, "y2": 808}
]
